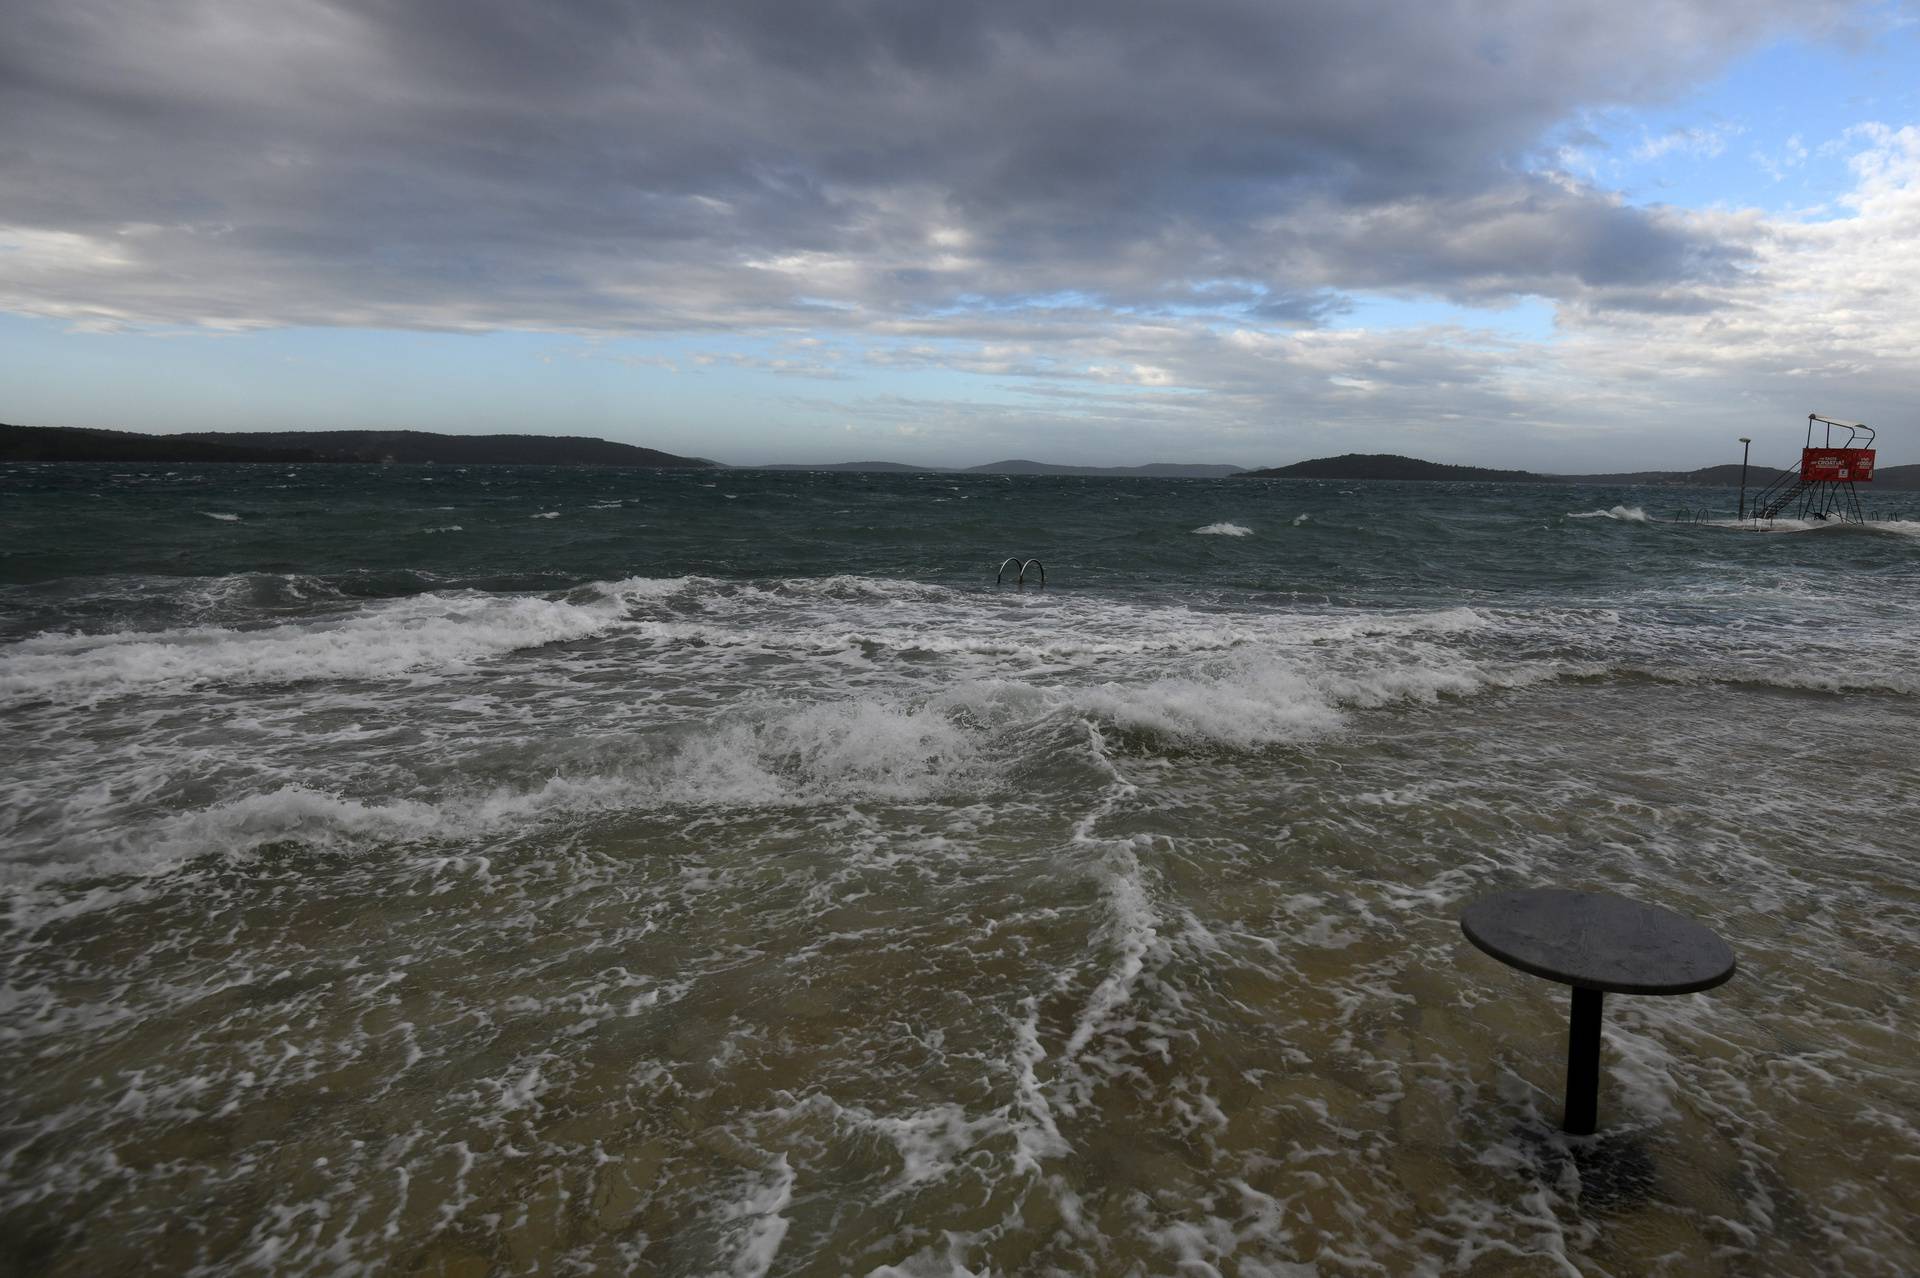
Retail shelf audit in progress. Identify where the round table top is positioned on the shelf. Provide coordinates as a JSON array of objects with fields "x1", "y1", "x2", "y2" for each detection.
[{"x1": 1460, "y1": 889, "x2": 1736, "y2": 995}]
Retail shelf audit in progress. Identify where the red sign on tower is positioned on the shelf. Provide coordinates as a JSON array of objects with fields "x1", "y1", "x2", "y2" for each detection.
[{"x1": 1801, "y1": 448, "x2": 1876, "y2": 483}]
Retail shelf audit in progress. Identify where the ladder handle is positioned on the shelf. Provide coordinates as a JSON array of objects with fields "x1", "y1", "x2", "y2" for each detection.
[{"x1": 995, "y1": 557, "x2": 1045, "y2": 585}]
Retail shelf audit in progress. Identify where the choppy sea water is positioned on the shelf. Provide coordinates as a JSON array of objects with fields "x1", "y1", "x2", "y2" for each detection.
[{"x1": 3, "y1": 464, "x2": 1918, "y2": 1277}]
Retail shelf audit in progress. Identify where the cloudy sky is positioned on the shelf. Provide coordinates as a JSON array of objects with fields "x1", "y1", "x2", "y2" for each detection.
[{"x1": 2, "y1": 0, "x2": 1916, "y2": 468}]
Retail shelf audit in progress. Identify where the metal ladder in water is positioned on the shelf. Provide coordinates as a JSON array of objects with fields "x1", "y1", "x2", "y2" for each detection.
[{"x1": 996, "y1": 558, "x2": 1044, "y2": 585}]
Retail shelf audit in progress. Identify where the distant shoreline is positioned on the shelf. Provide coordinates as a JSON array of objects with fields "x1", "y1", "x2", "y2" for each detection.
[
  {"x1": 7, "y1": 423, "x2": 1914, "y2": 489},
  {"x1": 0, "y1": 423, "x2": 717, "y2": 468}
]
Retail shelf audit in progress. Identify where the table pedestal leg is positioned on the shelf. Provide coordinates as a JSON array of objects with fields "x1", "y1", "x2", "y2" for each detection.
[{"x1": 1563, "y1": 986, "x2": 1603, "y2": 1135}]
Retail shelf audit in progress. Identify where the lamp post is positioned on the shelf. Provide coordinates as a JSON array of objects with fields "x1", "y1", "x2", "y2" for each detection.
[{"x1": 1738, "y1": 437, "x2": 1752, "y2": 521}]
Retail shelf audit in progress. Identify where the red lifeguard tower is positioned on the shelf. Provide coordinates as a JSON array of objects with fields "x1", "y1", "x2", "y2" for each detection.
[{"x1": 1743, "y1": 414, "x2": 1876, "y2": 522}]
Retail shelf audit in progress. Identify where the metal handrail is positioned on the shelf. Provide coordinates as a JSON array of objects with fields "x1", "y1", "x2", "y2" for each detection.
[
  {"x1": 1748, "y1": 464, "x2": 1806, "y2": 519},
  {"x1": 1808, "y1": 413, "x2": 1875, "y2": 449},
  {"x1": 995, "y1": 558, "x2": 1045, "y2": 585}
]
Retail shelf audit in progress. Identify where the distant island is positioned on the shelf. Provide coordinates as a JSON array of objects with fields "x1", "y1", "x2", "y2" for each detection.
[
  {"x1": 0, "y1": 424, "x2": 716, "y2": 468},
  {"x1": 1241, "y1": 453, "x2": 1536, "y2": 482},
  {"x1": 755, "y1": 459, "x2": 1245, "y2": 478},
  {"x1": 757, "y1": 452, "x2": 1920, "y2": 487},
  {"x1": 756, "y1": 460, "x2": 939, "y2": 473},
  {"x1": 1240, "y1": 451, "x2": 1920, "y2": 490},
  {"x1": 968, "y1": 460, "x2": 1246, "y2": 478}
]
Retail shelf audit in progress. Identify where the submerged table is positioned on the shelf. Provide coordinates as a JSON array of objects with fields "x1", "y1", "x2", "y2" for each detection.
[{"x1": 1460, "y1": 889, "x2": 1736, "y2": 1135}]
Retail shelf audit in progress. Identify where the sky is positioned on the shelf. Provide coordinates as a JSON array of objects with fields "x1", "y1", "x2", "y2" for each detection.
[{"x1": 2, "y1": 0, "x2": 1917, "y2": 470}]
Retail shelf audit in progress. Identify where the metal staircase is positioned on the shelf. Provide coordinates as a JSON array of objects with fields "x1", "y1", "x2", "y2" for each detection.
[{"x1": 1751, "y1": 471, "x2": 1814, "y2": 520}]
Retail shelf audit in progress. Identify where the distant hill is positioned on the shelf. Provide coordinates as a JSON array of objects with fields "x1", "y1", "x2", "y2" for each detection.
[
  {"x1": 1240, "y1": 453, "x2": 1538, "y2": 482},
  {"x1": 755, "y1": 460, "x2": 952, "y2": 473},
  {"x1": 1, "y1": 424, "x2": 717, "y2": 467},
  {"x1": 1559, "y1": 463, "x2": 1798, "y2": 486},
  {"x1": 1875, "y1": 464, "x2": 1920, "y2": 489},
  {"x1": 968, "y1": 459, "x2": 1246, "y2": 478},
  {"x1": 1563, "y1": 460, "x2": 1920, "y2": 489},
  {"x1": 1, "y1": 423, "x2": 318, "y2": 464},
  {"x1": 1240, "y1": 453, "x2": 1920, "y2": 490},
  {"x1": 176, "y1": 429, "x2": 713, "y2": 467},
  {"x1": 753, "y1": 458, "x2": 1245, "y2": 477}
]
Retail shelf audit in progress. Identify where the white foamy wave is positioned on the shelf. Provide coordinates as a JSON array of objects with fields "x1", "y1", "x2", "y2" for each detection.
[
  {"x1": 0, "y1": 590, "x2": 630, "y2": 705},
  {"x1": 576, "y1": 573, "x2": 927, "y2": 612},
  {"x1": 201, "y1": 512, "x2": 240, "y2": 522},
  {"x1": 610, "y1": 603, "x2": 1490, "y2": 669},
  {"x1": 598, "y1": 574, "x2": 709, "y2": 601},
  {"x1": 11, "y1": 696, "x2": 996, "y2": 882},
  {"x1": 4, "y1": 637, "x2": 1543, "y2": 882},
  {"x1": 532, "y1": 511, "x2": 560, "y2": 519},
  {"x1": 1193, "y1": 523, "x2": 1252, "y2": 536},
  {"x1": 669, "y1": 699, "x2": 985, "y2": 803},
  {"x1": 1074, "y1": 663, "x2": 1343, "y2": 746},
  {"x1": 761, "y1": 575, "x2": 961, "y2": 604},
  {"x1": 1069, "y1": 646, "x2": 1549, "y2": 749},
  {"x1": 808, "y1": 624, "x2": 1260, "y2": 661},
  {"x1": 1706, "y1": 516, "x2": 1920, "y2": 537},
  {"x1": 1296, "y1": 606, "x2": 1490, "y2": 641},
  {"x1": 1569, "y1": 506, "x2": 1650, "y2": 523},
  {"x1": 0, "y1": 585, "x2": 1535, "y2": 889}
]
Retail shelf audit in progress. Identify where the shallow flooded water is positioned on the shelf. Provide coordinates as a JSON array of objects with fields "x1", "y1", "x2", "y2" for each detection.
[{"x1": 3, "y1": 466, "x2": 1918, "y2": 1274}]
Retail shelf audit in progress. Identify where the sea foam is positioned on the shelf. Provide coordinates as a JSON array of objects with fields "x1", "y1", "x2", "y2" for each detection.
[
  {"x1": 0, "y1": 589, "x2": 631, "y2": 705},
  {"x1": 1569, "y1": 505, "x2": 1651, "y2": 522}
]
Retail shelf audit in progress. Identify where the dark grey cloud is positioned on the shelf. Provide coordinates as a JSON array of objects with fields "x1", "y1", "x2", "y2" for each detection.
[{"x1": 0, "y1": 0, "x2": 1852, "y2": 331}]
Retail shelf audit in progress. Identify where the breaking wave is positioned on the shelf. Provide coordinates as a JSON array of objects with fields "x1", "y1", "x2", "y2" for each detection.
[
  {"x1": 0, "y1": 585, "x2": 652, "y2": 705},
  {"x1": 1569, "y1": 505, "x2": 1651, "y2": 522}
]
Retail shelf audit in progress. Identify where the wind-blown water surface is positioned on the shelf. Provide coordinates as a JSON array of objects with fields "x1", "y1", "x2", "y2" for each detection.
[{"x1": 3, "y1": 464, "x2": 1918, "y2": 1275}]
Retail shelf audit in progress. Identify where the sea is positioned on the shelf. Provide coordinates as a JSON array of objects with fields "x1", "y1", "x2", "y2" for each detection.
[{"x1": 2, "y1": 463, "x2": 1918, "y2": 1277}]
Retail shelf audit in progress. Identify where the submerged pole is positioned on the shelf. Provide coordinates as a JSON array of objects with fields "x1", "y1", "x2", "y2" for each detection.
[
  {"x1": 1737, "y1": 436, "x2": 1752, "y2": 521},
  {"x1": 1565, "y1": 986, "x2": 1604, "y2": 1135}
]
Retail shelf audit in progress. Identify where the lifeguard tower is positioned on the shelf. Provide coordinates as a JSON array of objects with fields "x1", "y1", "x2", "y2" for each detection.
[{"x1": 1742, "y1": 414, "x2": 1876, "y2": 523}]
